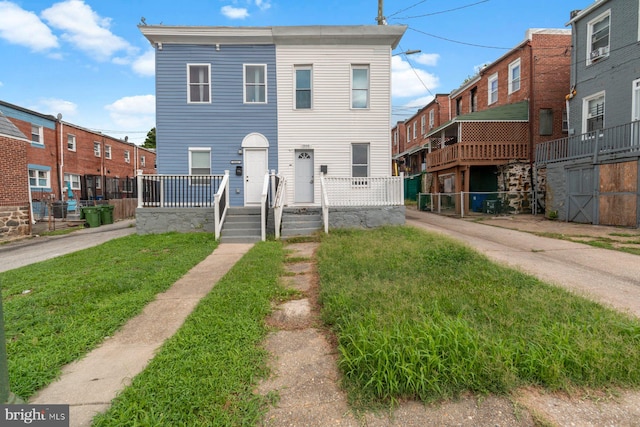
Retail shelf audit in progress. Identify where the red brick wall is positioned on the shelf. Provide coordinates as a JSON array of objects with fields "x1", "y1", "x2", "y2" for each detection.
[{"x1": 0, "y1": 135, "x2": 29, "y2": 204}]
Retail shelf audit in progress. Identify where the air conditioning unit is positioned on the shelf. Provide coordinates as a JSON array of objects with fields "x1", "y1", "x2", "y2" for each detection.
[{"x1": 590, "y1": 46, "x2": 609, "y2": 61}]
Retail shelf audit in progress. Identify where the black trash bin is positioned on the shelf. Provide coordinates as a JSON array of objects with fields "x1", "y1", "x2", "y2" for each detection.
[{"x1": 52, "y1": 201, "x2": 68, "y2": 218}]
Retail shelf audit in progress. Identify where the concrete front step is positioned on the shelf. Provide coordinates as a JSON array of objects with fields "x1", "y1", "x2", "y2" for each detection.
[{"x1": 221, "y1": 207, "x2": 263, "y2": 242}]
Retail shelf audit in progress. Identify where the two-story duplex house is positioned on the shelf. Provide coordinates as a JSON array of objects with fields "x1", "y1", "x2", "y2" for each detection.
[
  {"x1": 535, "y1": 0, "x2": 640, "y2": 227},
  {"x1": 138, "y1": 25, "x2": 407, "y2": 240},
  {"x1": 423, "y1": 29, "x2": 571, "y2": 214}
]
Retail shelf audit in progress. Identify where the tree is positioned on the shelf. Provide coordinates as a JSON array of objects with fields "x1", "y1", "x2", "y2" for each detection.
[{"x1": 142, "y1": 127, "x2": 156, "y2": 149}]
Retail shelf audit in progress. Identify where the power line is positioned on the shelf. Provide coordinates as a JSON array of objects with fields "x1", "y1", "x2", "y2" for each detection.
[
  {"x1": 407, "y1": 26, "x2": 511, "y2": 50},
  {"x1": 387, "y1": 0, "x2": 430, "y2": 19},
  {"x1": 393, "y1": 0, "x2": 490, "y2": 20}
]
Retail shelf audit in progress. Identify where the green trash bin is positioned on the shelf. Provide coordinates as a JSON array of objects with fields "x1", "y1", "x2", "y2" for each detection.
[
  {"x1": 99, "y1": 205, "x2": 114, "y2": 225},
  {"x1": 82, "y1": 207, "x2": 101, "y2": 228}
]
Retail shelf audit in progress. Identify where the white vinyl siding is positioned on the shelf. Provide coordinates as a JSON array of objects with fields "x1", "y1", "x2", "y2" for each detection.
[{"x1": 276, "y1": 45, "x2": 392, "y2": 205}]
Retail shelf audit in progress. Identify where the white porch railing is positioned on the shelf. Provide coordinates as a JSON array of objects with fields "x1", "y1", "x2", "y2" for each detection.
[
  {"x1": 320, "y1": 174, "x2": 404, "y2": 233},
  {"x1": 214, "y1": 173, "x2": 230, "y2": 240},
  {"x1": 260, "y1": 172, "x2": 271, "y2": 242},
  {"x1": 273, "y1": 176, "x2": 286, "y2": 239}
]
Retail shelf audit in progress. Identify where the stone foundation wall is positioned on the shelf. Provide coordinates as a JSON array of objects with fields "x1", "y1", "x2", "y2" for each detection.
[
  {"x1": 328, "y1": 206, "x2": 405, "y2": 229},
  {"x1": 496, "y1": 162, "x2": 533, "y2": 214},
  {"x1": 136, "y1": 208, "x2": 215, "y2": 235},
  {"x1": 0, "y1": 205, "x2": 31, "y2": 240}
]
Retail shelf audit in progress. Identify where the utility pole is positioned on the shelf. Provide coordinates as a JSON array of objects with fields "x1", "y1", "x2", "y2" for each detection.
[{"x1": 377, "y1": 0, "x2": 385, "y2": 25}]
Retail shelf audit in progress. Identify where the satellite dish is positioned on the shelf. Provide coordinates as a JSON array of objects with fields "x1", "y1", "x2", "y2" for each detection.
[{"x1": 56, "y1": 113, "x2": 62, "y2": 120}]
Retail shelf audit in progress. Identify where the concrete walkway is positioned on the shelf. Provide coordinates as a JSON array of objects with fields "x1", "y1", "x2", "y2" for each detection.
[{"x1": 29, "y1": 243, "x2": 253, "y2": 427}]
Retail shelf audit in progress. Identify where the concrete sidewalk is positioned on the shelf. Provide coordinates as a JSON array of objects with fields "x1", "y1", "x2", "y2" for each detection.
[{"x1": 29, "y1": 243, "x2": 253, "y2": 427}]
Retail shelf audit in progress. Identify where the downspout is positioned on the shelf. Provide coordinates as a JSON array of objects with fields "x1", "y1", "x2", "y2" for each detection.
[{"x1": 57, "y1": 114, "x2": 64, "y2": 201}]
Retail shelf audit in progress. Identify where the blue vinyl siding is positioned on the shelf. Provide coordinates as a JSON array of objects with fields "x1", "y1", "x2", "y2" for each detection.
[
  {"x1": 0, "y1": 104, "x2": 56, "y2": 130},
  {"x1": 155, "y1": 44, "x2": 278, "y2": 206}
]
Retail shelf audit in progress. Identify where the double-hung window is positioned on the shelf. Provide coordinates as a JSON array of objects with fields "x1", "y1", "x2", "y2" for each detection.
[
  {"x1": 632, "y1": 78, "x2": 640, "y2": 122},
  {"x1": 421, "y1": 116, "x2": 426, "y2": 135},
  {"x1": 352, "y1": 143, "x2": 369, "y2": 184},
  {"x1": 295, "y1": 66, "x2": 312, "y2": 109},
  {"x1": 64, "y1": 173, "x2": 81, "y2": 190},
  {"x1": 93, "y1": 141, "x2": 101, "y2": 157},
  {"x1": 188, "y1": 64, "x2": 211, "y2": 103},
  {"x1": 124, "y1": 150, "x2": 130, "y2": 164},
  {"x1": 508, "y1": 59, "x2": 521, "y2": 94},
  {"x1": 588, "y1": 11, "x2": 610, "y2": 64},
  {"x1": 141, "y1": 155, "x2": 146, "y2": 167},
  {"x1": 105, "y1": 145, "x2": 112, "y2": 159},
  {"x1": 31, "y1": 124, "x2": 43, "y2": 145},
  {"x1": 407, "y1": 125, "x2": 411, "y2": 141},
  {"x1": 244, "y1": 64, "x2": 267, "y2": 103},
  {"x1": 29, "y1": 166, "x2": 50, "y2": 189},
  {"x1": 351, "y1": 65, "x2": 370, "y2": 109},
  {"x1": 429, "y1": 109, "x2": 435, "y2": 128},
  {"x1": 189, "y1": 147, "x2": 211, "y2": 185},
  {"x1": 583, "y1": 91, "x2": 605, "y2": 134},
  {"x1": 488, "y1": 73, "x2": 498, "y2": 105},
  {"x1": 67, "y1": 134, "x2": 76, "y2": 151}
]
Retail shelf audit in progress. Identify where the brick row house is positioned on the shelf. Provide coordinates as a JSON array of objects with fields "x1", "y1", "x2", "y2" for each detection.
[
  {"x1": 0, "y1": 100, "x2": 156, "y2": 234},
  {"x1": 536, "y1": 0, "x2": 640, "y2": 227},
  {"x1": 393, "y1": 29, "x2": 572, "y2": 214}
]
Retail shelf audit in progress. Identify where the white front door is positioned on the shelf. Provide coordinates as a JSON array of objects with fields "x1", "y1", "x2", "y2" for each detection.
[
  {"x1": 295, "y1": 150, "x2": 314, "y2": 203},
  {"x1": 244, "y1": 148, "x2": 267, "y2": 205}
]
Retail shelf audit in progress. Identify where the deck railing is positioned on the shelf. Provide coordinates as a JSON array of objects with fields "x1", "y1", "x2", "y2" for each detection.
[
  {"x1": 273, "y1": 176, "x2": 286, "y2": 239},
  {"x1": 137, "y1": 173, "x2": 227, "y2": 208},
  {"x1": 427, "y1": 141, "x2": 529, "y2": 170},
  {"x1": 536, "y1": 121, "x2": 640, "y2": 165}
]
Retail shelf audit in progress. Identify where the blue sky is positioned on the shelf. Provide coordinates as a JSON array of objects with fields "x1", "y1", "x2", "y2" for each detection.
[{"x1": 0, "y1": 0, "x2": 590, "y2": 144}]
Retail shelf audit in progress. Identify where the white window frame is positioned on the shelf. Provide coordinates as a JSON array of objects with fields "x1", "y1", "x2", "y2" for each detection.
[
  {"x1": 124, "y1": 150, "x2": 130, "y2": 164},
  {"x1": 351, "y1": 143, "x2": 370, "y2": 182},
  {"x1": 95, "y1": 177, "x2": 102, "y2": 190},
  {"x1": 351, "y1": 64, "x2": 370, "y2": 109},
  {"x1": 31, "y1": 124, "x2": 43, "y2": 146},
  {"x1": 28, "y1": 167, "x2": 50, "y2": 189},
  {"x1": 141, "y1": 155, "x2": 146, "y2": 167},
  {"x1": 294, "y1": 65, "x2": 312, "y2": 109},
  {"x1": 93, "y1": 141, "x2": 101, "y2": 157},
  {"x1": 632, "y1": 78, "x2": 640, "y2": 122},
  {"x1": 67, "y1": 134, "x2": 76, "y2": 151},
  {"x1": 105, "y1": 145, "x2": 112, "y2": 159},
  {"x1": 407, "y1": 125, "x2": 411, "y2": 141},
  {"x1": 244, "y1": 64, "x2": 267, "y2": 104},
  {"x1": 488, "y1": 73, "x2": 498, "y2": 105},
  {"x1": 187, "y1": 63, "x2": 211, "y2": 104},
  {"x1": 64, "y1": 173, "x2": 81, "y2": 190},
  {"x1": 508, "y1": 58, "x2": 521, "y2": 94},
  {"x1": 393, "y1": 130, "x2": 398, "y2": 147},
  {"x1": 421, "y1": 116, "x2": 426, "y2": 135},
  {"x1": 189, "y1": 147, "x2": 211, "y2": 175},
  {"x1": 582, "y1": 91, "x2": 605, "y2": 135},
  {"x1": 587, "y1": 10, "x2": 610, "y2": 65},
  {"x1": 413, "y1": 123, "x2": 417, "y2": 139},
  {"x1": 429, "y1": 109, "x2": 435, "y2": 128}
]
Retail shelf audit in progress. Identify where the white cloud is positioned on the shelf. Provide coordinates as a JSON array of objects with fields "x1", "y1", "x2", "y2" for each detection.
[
  {"x1": 221, "y1": 5, "x2": 249, "y2": 19},
  {"x1": 105, "y1": 95, "x2": 155, "y2": 132},
  {"x1": 413, "y1": 53, "x2": 439, "y2": 67},
  {"x1": 34, "y1": 98, "x2": 78, "y2": 118},
  {"x1": 132, "y1": 49, "x2": 155, "y2": 76},
  {"x1": 0, "y1": 1, "x2": 58, "y2": 52},
  {"x1": 41, "y1": 0, "x2": 135, "y2": 61},
  {"x1": 255, "y1": 0, "x2": 271, "y2": 11},
  {"x1": 391, "y1": 56, "x2": 439, "y2": 98},
  {"x1": 403, "y1": 95, "x2": 435, "y2": 110}
]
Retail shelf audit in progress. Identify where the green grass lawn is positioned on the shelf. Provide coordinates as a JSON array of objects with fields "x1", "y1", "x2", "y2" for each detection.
[
  {"x1": 317, "y1": 226, "x2": 640, "y2": 406},
  {"x1": 1, "y1": 232, "x2": 217, "y2": 399},
  {"x1": 92, "y1": 241, "x2": 290, "y2": 427},
  {"x1": 3, "y1": 226, "x2": 640, "y2": 425}
]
